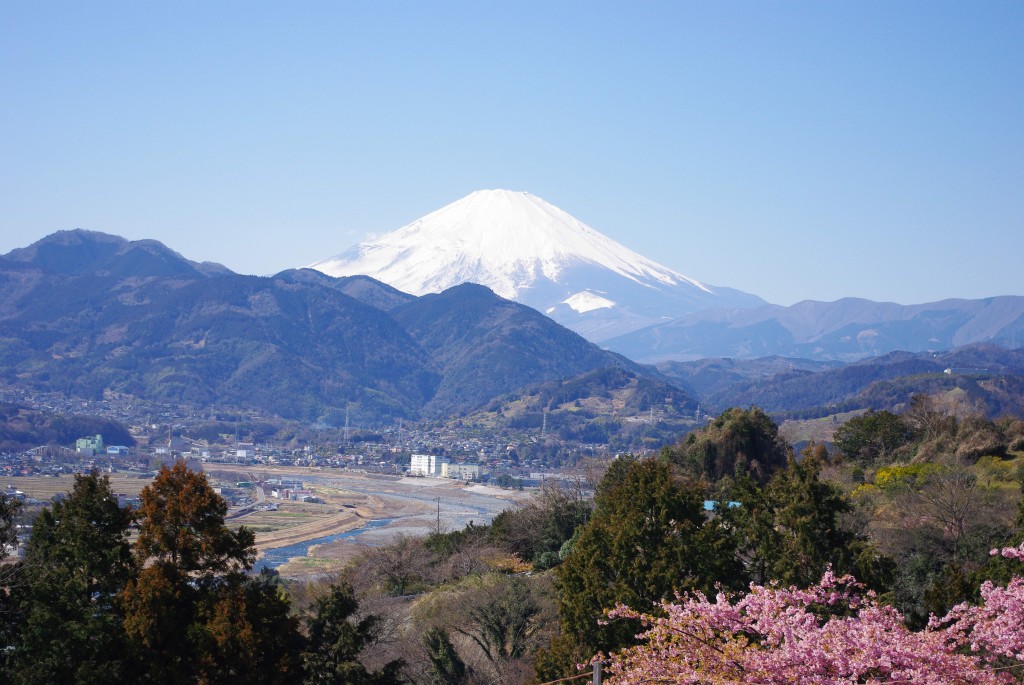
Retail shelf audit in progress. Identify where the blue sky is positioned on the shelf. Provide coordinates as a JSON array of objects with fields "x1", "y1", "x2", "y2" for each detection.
[{"x1": 2, "y1": 1, "x2": 1021, "y2": 306}]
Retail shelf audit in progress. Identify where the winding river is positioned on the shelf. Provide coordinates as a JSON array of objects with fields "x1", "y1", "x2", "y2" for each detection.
[{"x1": 252, "y1": 518, "x2": 396, "y2": 573}]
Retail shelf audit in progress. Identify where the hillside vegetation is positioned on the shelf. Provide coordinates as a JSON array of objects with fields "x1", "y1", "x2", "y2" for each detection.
[{"x1": 7, "y1": 399, "x2": 1024, "y2": 683}]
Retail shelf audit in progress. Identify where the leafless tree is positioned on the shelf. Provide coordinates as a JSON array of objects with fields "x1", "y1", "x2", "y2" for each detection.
[{"x1": 351, "y1": 534, "x2": 435, "y2": 597}]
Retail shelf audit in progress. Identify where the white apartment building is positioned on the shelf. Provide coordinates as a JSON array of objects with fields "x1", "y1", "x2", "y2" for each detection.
[{"x1": 409, "y1": 453, "x2": 447, "y2": 477}]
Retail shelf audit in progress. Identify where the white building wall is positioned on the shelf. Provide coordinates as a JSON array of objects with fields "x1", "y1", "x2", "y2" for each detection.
[
  {"x1": 410, "y1": 454, "x2": 437, "y2": 476},
  {"x1": 411, "y1": 454, "x2": 452, "y2": 477}
]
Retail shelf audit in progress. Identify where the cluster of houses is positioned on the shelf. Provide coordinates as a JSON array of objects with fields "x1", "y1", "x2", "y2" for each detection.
[{"x1": 267, "y1": 479, "x2": 319, "y2": 503}]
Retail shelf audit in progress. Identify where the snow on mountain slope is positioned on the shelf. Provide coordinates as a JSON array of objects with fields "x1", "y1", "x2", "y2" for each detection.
[
  {"x1": 560, "y1": 291, "x2": 616, "y2": 314},
  {"x1": 309, "y1": 190, "x2": 765, "y2": 341}
]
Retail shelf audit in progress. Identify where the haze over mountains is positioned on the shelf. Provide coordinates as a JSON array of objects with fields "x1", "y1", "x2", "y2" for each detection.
[
  {"x1": 310, "y1": 190, "x2": 1024, "y2": 362},
  {"x1": 660, "y1": 345, "x2": 1024, "y2": 419},
  {"x1": 608, "y1": 296, "x2": 1024, "y2": 363}
]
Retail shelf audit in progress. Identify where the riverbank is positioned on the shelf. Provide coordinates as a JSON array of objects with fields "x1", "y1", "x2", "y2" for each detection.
[{"x1": 205, "y1": 467, "x2": 531, "y2": 578}]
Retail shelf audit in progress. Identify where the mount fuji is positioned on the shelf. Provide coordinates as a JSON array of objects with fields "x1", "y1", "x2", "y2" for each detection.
[{"x1": 308, "y1": 189, "x2": 765, "y2": 341}]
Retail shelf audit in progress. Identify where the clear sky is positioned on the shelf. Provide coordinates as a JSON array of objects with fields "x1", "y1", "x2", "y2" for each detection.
[{"x1": 1, "y1": 1, "x2": 1021, "y2": 306}]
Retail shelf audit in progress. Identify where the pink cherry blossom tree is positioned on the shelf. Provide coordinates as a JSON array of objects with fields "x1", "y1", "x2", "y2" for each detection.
[{"x1": 598, "y1": 543, "x2": 1024, "y2": 684}]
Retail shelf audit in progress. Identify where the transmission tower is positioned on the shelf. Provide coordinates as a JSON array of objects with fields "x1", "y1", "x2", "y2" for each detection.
[{"x1": 343, "y1": 405, "x2": 350, "y2": 445}]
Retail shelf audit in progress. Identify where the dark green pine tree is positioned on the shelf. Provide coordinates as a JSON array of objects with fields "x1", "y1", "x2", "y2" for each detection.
[
  {"x1": 302, "y1": 581, "x2": 404, "y2": 685},
  {"x1": 8, "y1": 471, "x2": 136, "y2": 684},
  {"x1": 727, "y1": 449, "x2": 892, "y2": 590},
  {"x1": 423, "y1": 627, "x2": 467, "y2": 685},
  {"x1": 769, "y1": 452, "x2": 856, "y2": 586},
  {"x1": 536, "y1": 457, "x2": 742, "y2": 680},
  {"x1": 0, "y1": 493, "x2": 16, "y2": 555}
]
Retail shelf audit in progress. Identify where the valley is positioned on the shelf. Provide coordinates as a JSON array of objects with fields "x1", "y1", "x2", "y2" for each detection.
[
  {"x1": 4, "y1": 466, "x2": 532, "y2": 580},
  {"x1": 217, "y1": 467, "x2": 530, "y2": 577}
]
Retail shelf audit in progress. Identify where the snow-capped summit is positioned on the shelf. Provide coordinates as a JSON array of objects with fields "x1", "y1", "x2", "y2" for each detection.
[
  {"x1": 309, "y1": 190, "x2": 765, "y2": 341},
  {"x1": 312, "y1": 190, "x2": 705, "y2": 299}
]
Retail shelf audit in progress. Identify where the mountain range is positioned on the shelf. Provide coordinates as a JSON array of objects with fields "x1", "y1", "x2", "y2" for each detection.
[
  {"x1": 660, "y1": 345, "x2": 1024, "y2": 419},
  {"x1": 309, "y1": 190, "x2": 1024, "y2": 362},
  {"x1": 3, "y1": 191, "x2": 1023, "y2": 432},
  {"x1": 605, "y1": 297, "x2": 1024, "y2": 363},
  {"x1": 0, "y1": 230, "x2": 675, "y2": 425}
]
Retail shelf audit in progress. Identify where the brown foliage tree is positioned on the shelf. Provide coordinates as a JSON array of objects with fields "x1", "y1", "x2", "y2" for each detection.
[
  {"x1": 119, "y1": 461, "x2": 293, "y2": 684},
  {"x1": 133, "y1": 460, "x2": 255, "y2": 574}
]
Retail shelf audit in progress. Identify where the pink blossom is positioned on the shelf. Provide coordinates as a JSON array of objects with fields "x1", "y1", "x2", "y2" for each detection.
[{"x1": 601, "y1": 555, "x2": 1024, "y2": 685}]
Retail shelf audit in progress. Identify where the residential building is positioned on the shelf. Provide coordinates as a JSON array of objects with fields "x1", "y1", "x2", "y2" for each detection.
[
  {"x1": 410, "y1": 453, "x2": 447, "y2": 477},
  {"x1": 442, "y1": 462, "x2": 480, "y2": 481}
]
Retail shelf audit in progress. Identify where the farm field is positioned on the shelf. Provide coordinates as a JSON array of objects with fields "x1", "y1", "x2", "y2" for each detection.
[{"x1": 3, "y1": 473, "x2": 151, "y2": 501}]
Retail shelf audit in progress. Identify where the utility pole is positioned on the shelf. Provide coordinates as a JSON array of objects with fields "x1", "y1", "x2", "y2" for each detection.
[{"x1": 434, "y1": 496, "x2": 441, "y2": 535}]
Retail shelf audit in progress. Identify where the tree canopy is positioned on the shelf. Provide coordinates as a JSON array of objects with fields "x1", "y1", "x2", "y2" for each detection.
[
  {"x1": 537, "y1": 457, "x2": 742, "y2": 679},
  {"x1": 833, "y1": 409, "x2": 914, "y2": 465},
  {"x1": 9, "y1": 472, "x2": 135, "y2": 684},
  {"x1": 302, "y1": 581, "x2": 403, "y2": 685},
  {"x1": 662, "y1": 406, "x2": 790, "y2": 483}
]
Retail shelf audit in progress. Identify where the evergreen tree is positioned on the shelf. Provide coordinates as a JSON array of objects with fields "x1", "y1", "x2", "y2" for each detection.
[
  {"x1": 662, "y1": 406, "x2": 790, "y2": 483},
  {"x1": 487, "y1": 483, "x2": 590, "y2": 568},
  {"x1": 131, "y1": 460, "x2": 254, "y2": 574},
  {"x1": 8, "y1": 472, "x2": 135, "y2": 684},
  {"x1": 423, "y1": 627, "x2": 467, "y2": 685},
  {"x1": 728, "y1": 450, "x2": 891, "y2": 589},
  {"x1": 833, "y1": 410, "x2": 914, "y2": 466},
  {"x1": 199, "y1": 571, "x2": 304, "y2": 683},
  {"x1": 0, "y1": 493, "x2": 16, "y2": 559},
  {"x1": 0, "y1": 493, "x2": 21, "y2": 684},
  {"x1": 537, "y1": 458, "x2": 741, "y2": 679},
  {"x1": 302, "y1": 581, "x2": 404, "y2": 685}
]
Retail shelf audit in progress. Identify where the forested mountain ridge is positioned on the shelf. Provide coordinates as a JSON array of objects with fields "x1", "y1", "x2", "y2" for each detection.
[
  {"x1": 0, "y1": 230, "x2": 677, "y2": 424},
  {"x1": 390, "y1": 284, "x2": 648, "y2": 416},
  {"x1": 664, "y1": 345, "x2": 1024, "y2": 419},
  {"x1": 4, "y1": 230, "x2": 1023, "y2": 431},
  {"x1": 0, "y1": 402, "x2": 135, "y2": 452}
]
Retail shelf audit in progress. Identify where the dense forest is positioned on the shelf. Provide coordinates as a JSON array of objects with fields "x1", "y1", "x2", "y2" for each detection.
[{"x1": 4, "y1": 397, "x2": 1024, "y2": 683}]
